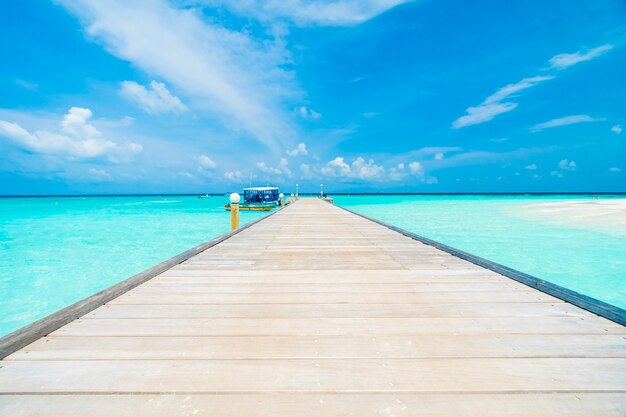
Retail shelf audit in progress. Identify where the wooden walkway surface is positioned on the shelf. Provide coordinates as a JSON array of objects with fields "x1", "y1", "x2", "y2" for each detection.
[{"x1": 1, "y1": 198, "x2": 625, "y2": 416}]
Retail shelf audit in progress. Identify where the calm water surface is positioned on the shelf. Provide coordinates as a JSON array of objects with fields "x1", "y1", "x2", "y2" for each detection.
[
  {"x1": 335, "y1": 195, "x2": 626, "y2": 310},
  {"x1": 0, "y1": 196, "x2": 267, "y2": 336}
]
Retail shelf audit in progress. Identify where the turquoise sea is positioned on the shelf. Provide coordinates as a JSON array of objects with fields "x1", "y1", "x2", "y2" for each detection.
[
  {"x1": 0, "y1": 196, "x2": 267, "y2": 337},
  {"x1": 1, "y1": 194, "x2": 625, "y2": 337},
  {"x1": 335, "y1": 194, "x2": 626, "y2": 311}
]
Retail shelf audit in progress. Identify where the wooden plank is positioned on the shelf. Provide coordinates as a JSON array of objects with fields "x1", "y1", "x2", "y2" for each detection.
[
  {"x1": 50, "y1": 317, "x2": 626, "y2": 337},
  {"x1": 2, "y1": 393, "x2": 624, "y2": 417},
  {"x1": 79, "y1": 302, "x2": 586, "y2": 319},
  {"x1": 2, "y1": 358, "x2": 625, "y2": 393},
  {"x1": 110, "y1": 291, "x2": 558, "y2": 304},
  {"x1": 7, "y1": 334, "x2": 626, "y2": 361},
  {"x1": 134, "y1": 281, "x2": 527, "y2": 293},
  {"x1": 157, "y1": 269, "x2": 504, "y2": 278}
]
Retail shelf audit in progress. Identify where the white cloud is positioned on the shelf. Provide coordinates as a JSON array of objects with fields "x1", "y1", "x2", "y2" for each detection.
[
  {"x1": 550, "y1": 170, "x2": 563, "y2": 178},
  {"x1": 525, "y1": 163, "x2": 537, "y2": 170},
  {"x1": 321, "y1": 156, "x2": 384, "y2": 179},
  {"x1": 224, "y1": 170, "x2": 243, "y2": 181},
  {"x1": 196, "y1": 154, "x2": 217, "y2": 175},
  {"x1": 434, "y1": 153, "x2": 444, "y2": 160},
  {"x1": 548, "y1": 44, "x2": 613, "y2": 70},
  {"x1": 612, "y1": 125, "x2": 623, "y2": 135},
  {"x1": 256, "y1": 158, "x2": 292, "y2": 176},
  {"x1": 120, "y1": 80, "x2": 188, "y2": 115},
  {"x1": 559, "y1": 159, "x2": 576, "y2": 171},
  {"x1": 322, "y1": 156, "x2": 351, "y2": 176},
  {"x1": 0, "y1": 107, "x2": 142, "y2": 160},
  {"x1": 59, "y1": 0, "x2": 299, "y2": 151},
  {"x1": 397, "y1": 163, "x2": 404, "y2": 170},
  {"x1": 452, "y1": 76, "x2": 553, "y2": 128},
  {"x1": 408, "y1": 161, "x2": 423, "y2": 174},
  {"x1": 453, "y1": 44, "x2": 613, "y2": 129},
  {"x1": 298, "y1": 106, "x2": 322, "y2": 120},
  {"x1": 531, "y1": 115, "x2": 603, "y2": 132},
  {"x1": 351, "y1": 156, "x2": 384, "y2": 179},
  {"x1": 204, "y1": 0, "x2": 410, "y2": 26},
  {"x1": 287, "y1": 142, "x2": 308, "y2": 156},
  {"x1": 609, "y1": 167, "x2": 621, "y2": 173},
  {"x1": 198, "y1": 154, "x2": 216, "y2": 169}
]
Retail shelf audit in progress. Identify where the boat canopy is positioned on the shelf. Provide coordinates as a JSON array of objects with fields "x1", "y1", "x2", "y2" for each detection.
[{"x1": 243, "y1": 187, "x2": 280, "y2": 204}]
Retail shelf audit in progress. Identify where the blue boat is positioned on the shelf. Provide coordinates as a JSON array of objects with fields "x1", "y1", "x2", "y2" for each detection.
[{"x1": 224, "y1": 187, "x2": 281, "y2": 211}]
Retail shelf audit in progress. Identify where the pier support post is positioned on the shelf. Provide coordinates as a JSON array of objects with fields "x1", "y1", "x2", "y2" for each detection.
[
  {"x1": 230, "y1": 193, "x2": 240, "y2": 230},
  {"x1": 279, "y1": 193, "x2": 284, "y2": 207}
]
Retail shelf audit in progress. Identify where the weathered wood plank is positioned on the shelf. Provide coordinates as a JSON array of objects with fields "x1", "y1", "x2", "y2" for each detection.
[
  {"x1": 7, "y1": 334, "x2": 626, "y2": 361},
  {"x1": 134, "y1": 281, "x2": 528, "y2": 293},
  {"x1": 50, "y1": 317, "x2": 625, "y2": 337},
  {"x1": 80, "y1": 302, "x2": 585, "y2": 319},
  {"x1": 110, "y1": 291, "x2": 558, "y2": 304},
  {"x1": 2, "y1": 393, "x2": 624, "y2": 417},
  {"x1": 2, "y1": 358, "x2": 625, "y2": 392}
]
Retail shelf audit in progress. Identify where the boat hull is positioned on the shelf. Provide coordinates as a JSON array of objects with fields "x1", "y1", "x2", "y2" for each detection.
[{"x1": 224, "y1": 204, "x2": 274, "y2": 211}]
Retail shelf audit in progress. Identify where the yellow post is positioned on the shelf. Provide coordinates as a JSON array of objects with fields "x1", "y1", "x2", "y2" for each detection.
[
  {"x1": 230, "y1": 193, "x2": 240, "y2": 230},
  {"x1": 279, "y1": 193, "x2": 284, "y2": 207}
]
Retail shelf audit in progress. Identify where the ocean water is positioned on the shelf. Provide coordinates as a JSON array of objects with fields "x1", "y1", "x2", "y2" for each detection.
[
  {"x1": 0, "y1": 196, "x2": 268, "y2": 336},
  {"x1": 334, "y1": 195, "x2": 626, "y2": 310}
]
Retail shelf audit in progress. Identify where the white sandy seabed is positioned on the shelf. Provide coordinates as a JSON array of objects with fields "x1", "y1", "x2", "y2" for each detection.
[{"x1": 521, "y1": 198, "x2": 626, "y2": 234}]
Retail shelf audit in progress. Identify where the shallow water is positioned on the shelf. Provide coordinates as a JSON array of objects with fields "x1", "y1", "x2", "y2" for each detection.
[
  {"x1": 0, "y1": 196, "x2": 267, "y2": 336},
  {"x1": 334, "y1": 195, "x2": 626, "y2": 310}
]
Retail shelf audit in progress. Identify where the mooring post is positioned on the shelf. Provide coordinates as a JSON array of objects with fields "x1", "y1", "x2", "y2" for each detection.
[
  {"x1": 279, "y1": 193, "x2": 285, "y2": 207},
  {"x1": 230, "y1": 192, "x2": 240, "y2": 230}
]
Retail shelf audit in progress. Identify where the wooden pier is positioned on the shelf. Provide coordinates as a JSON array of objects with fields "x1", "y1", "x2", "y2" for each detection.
[{"x1": 1, "y1": 198, "x2": 625, "y2": 416}]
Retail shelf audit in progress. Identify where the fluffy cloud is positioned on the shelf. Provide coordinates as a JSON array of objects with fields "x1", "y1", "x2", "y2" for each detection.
[
  {"x1": 352, "y1": 156, "x2": 385, "y2": 179},
  {"x1": 525, "y1": 163, "x2": 538, "y2": 170},
  {"x1": 0, "y1": 107, "x2": 142, "y2": 160},
  {"x1": 612, "y1": 125, "x2": 623, "y2": 135},
  {"x1": 548, "y1": 44, "x2": 613, "y2": 70},
  {"x1": 203, "y1": 0, "x2": 410, "y2": 26},
  {"x1": 531, "y1": 115, "x2": 603, "y2": 132},
  {"x1": 120, "y1": 80, "x2": 188, "y2": 115},
  {"x1": 322, "y1": 156, "x2": 351, "y2": 176},
  {"x1": 434, "y1": 153, "x2": 444, "y2": 160},
  {"x1": 558, "y1": 159, "x2": 576, "y2": 171},
  {"x1": 198, "y1": 154, "x2": 217, "y2": 169},
  {"x1": 197, "y1": 154, "x2": 217, "y2": 176},
  {"x1": 321, "y1": 156, "x2": 384, "y2": 179},
  {"x1": 224, "y1": 170, "x2": 243, "y2": 181},
  {"x1": 298, "y1": 106, "x2": 322, "y2": 120},
  {"x1": 453, "y1": 76, "x2": 553, "y2": 128},
  {"x1": 609, "y1": 167, "x2": 621, "y2": 173},
  {"x1": 408, "y1": 161, "x2": 423, "y2": 174},
  {"x1": 59, "y1": 0, "x2": 299, "y2": 151},
  {"x1": 287, "y1": 142, "x2": 308, "y2": 156},
  {"x1": 256, "y1": 158, "x2": 292, "y2": 176}
]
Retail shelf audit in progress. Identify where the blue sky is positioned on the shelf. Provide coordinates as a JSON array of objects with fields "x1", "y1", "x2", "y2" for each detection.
[{"x1": 0, "y1": 0, "x2": 625, "y2": 194}]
